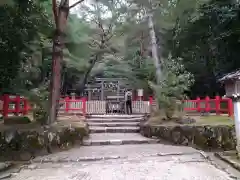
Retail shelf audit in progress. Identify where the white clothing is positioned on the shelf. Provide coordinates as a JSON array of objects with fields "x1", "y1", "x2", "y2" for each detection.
[{"x1": 125, "y1": 91, "x2": 132, "y2": 101}]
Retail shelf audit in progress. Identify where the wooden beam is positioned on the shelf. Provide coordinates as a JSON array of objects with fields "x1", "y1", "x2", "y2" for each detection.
[{"x1": 95, "y1": 78, "x2": 127, "y2": 82}]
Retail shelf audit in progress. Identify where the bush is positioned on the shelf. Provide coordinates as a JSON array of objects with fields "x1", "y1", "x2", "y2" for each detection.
[
  {"x1": 24, "y1": 85, "x2": 49, "y2": 124},
  {"x1": 150, "y1": 54, "x2": 194, "y2": 119}
]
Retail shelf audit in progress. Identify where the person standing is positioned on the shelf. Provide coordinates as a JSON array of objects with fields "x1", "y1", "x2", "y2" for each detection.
[{"x1": 125, "y1": 89, "x2": 132, "y2": 114}]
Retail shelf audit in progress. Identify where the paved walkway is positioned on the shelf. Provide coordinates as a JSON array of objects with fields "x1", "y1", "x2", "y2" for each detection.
[
  {"x1": 9, "y1": 145, "x2": 238, "y2": 180},
  {"x1": 8, "y1": 115, "x2": 240, "y2": 179}
]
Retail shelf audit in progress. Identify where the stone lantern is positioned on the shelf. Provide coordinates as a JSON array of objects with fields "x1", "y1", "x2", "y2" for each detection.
[{"x1": 219, "y1": 70, "x2": 240, "y2": 155}]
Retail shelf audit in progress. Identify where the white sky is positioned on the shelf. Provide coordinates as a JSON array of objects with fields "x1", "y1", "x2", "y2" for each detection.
[
  {"x1": 69, "y1": 0, "x2": 113, "y2": 20},
  {"x1": 69, "y1": 0, "x2": 93, "y2": 14}
]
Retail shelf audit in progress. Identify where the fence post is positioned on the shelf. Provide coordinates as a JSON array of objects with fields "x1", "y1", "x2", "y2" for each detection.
[
  {"x1": 196, "y1": 97, "x2": 201, "y2": 112},
  {"x1": 15, "y1": 95, "x2": 21, "y2": 116},
  {"x1": 149, "y1": 96, "x2": 153, "y2": 105},
  {"x1": 82, "y1": 97, "x2": 87, "y2": 116},
  {"x1": 227, "y1": 98, "x2": 233, "y2": 117},
  {"x1": 205, "y1": 96, "x2": 210, "y2": 113},
  {"x1": 23, "y1": 97, "x2": 28, "y2": 115},
  {"x1": 65, "y1": 96, "x2": 70, "y2": 113},
  {"x1": 215, "y1": 95, "x2": 220, "y2": 115},
  {"x1": 2, "y1": 94, "x2": 9, "y2": 118}
]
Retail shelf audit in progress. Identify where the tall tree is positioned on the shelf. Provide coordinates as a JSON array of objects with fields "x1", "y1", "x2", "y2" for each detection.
[
  {"x1": 48, "y1": 0, "x2": 85, "y2": 124},
  {"x1": 169, "y1": 0, "x2": 240, "y2": 97},
  {"x1": 72, "y1": 0, "x2": 127, "y2": 90},
  {"x1": 0, "y1": 0, "x2": 52, "y2": 94}
]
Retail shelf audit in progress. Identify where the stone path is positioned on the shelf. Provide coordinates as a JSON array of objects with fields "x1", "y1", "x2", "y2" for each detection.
[{"x1": 8, "y1": 115, "x2": 240, "y2": 179}]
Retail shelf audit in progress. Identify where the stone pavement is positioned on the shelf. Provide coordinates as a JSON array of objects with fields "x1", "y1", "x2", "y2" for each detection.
[
  {"x1": 9, "y1": 149, "x2": 238, "y2": 180},
  {"x1": 32, "y1": 144, "x2": 199, "y2": 162},
  {"x1": 7, "y1": 115, "x2": 240, "y2": 179}
]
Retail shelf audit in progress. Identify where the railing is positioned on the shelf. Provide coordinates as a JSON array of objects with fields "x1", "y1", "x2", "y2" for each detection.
[
  {"x1": 87, "y1": 101, "x2": 106, "y2": 114},
  {"x1": 149, "y1": 96, "x2": 233, "y2": 116},
  {"x1": 0, "y1": 94, "x2": 234, "y2": 117},
  {"x1": 58, "y1": 96, "x2": 87, "y2": 116},
  {"x1": 183, "y1": 96, "x2": 233, "y2": 116},
  {"x1": 132, "y1": 101, "x2": 150, "y2": 114},
  {"x1": 0, "y1": 95, "x2": 30, "y2": 118}
]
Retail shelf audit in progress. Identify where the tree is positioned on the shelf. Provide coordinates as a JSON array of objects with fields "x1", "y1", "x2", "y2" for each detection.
[
  {"x1": 71, "y1": 0, "x2": 128, "y2": 90},
  {"x1": 168, "y1": 0, "x2": 240, "y2": 97},
  {"x1": 48, "y1": 0, "x2": 85, "y2": 124},
  {"x1": 0, "y1": 0, "x2": 52, "y2": 94},
  {"x1": 100, "y1": 0, "x2": 175, "y2": 90},
  {"x1": 150, "y1": 54, "x2": 194, "y2": 119}
]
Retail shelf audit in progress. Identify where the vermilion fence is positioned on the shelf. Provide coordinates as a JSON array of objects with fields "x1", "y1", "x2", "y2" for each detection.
[
  {"x1": 0, "y1": 95, "x2": 87, "y2": 118},
  {"x1": 0, "y1": 94, "x2": 234, "y2": 117},
  {"x1": 0, "y1": 95, "x2": 30, "y2": 118},
  {"x1": 58, "y1": 96, "x2": 87, "y2": 116},
  {"x1": 183, "y1": 96, "x2": 233, "y2": 116},
  {"x1": 149, "y1": 96, "x2": 233, "y2": 116}
]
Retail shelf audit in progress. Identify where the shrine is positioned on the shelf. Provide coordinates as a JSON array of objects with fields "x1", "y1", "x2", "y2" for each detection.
[
  {"x1": 61, "y1": 78, "x2": 150, "y2": 115},
  {"x1": 85, "y1": 78, "x2": 131, "y2": 113},
  {"x1": 85, "y1": 78, "x2": 129, "y2": 100}
]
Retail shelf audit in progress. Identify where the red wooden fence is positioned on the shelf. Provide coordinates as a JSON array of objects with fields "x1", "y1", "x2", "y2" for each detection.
[
  {"x1": 148, "y1": 96, "x2": 233, "y2": 117},
  {"x1": 59, "y1": 96, "x2": 87, "y2": 116},
  {"x1": 0, "y1": 95, "x2": 30, "y2": 118},
  {"x1": 0, "y1": 95, "x2": 87, "y2": 118},
  {"x1": 183, "y1": 96, "x2": 233, "y2": 116},
  {"x1": 0, "y1": 95, "x2": 234, "y2": 117}
]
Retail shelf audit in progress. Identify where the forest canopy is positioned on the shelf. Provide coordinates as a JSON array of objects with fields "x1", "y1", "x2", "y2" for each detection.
[{"x1": 0, "y1": 0, "x2": 239, "y2": 98}]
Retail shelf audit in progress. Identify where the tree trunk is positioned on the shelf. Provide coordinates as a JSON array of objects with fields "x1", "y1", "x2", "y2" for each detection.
[
  {"x1": 75, "y1": 55, "x2": 99, "y2": 95},
  {"x1": 48, "y1": 0, "x2": 69, "y2": 124},
  {"x1": 147, "y1": 5, "x2": 162, "y2": 83}
]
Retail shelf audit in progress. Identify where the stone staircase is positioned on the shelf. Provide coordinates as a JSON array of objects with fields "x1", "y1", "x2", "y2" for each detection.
[
  {"x1": 88, "y1": 115, "x2": 142, "y2": 133},
  {"x1": 83, "y1": 114, "x2": 159, "y2": 146}
]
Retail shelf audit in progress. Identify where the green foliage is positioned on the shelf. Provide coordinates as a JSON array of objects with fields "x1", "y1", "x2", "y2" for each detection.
[
  {"x1": 0, "y1": 0, "x2": 52, "y2": 94},
  {"x1": 169, "y1": 0, "x2": 240, "y2": 96},
  {"x1": 150, "y1": 54, "x2": 194, "y2": 119},
  {"x1": 2, "y1": 0, "x2": 239, "y2": 122},
  {"x1": 24, "y1": 85, "x2": 49, "y2": 124}
]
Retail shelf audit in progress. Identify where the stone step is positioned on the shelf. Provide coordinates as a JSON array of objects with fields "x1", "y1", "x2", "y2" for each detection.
[
  {"x1": 87, "y1": 114, "x2": 144, "y2": 119},
  {"x1": 89, "y1": 126, "x2": 140, "y2": 133},
  {"x1": 86, "y1": 117, "x2": 143, "y2": 123},
  {"x1": 88, "y1": 122, "x2": 140, "y2": 127},
  {"x1": 83, "y1": 133, "x2": 160, "y2": 146}
]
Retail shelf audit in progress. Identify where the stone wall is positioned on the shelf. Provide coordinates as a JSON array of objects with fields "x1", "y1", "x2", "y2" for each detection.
[
  {"x1": 140, "y1": 124, "x2": 236, "y2": 151},
  {"x1": 0, "y1": 125, "x2": 89, "y2": 161}
]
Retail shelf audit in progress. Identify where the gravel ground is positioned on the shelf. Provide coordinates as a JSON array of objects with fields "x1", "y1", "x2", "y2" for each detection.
[{"x1": 9, "y1": 144, "x2": 239, "y2": 180}]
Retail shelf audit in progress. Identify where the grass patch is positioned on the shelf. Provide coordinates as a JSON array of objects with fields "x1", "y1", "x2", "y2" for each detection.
[
  {"x1": 0, "y1": 115, "x2": 87, "y2": 132},
  {"x1": 4, "y1": 116, "x2": 32, "y2": 125},
  {"x1": 198, "y1": 115, "x2": 234, "y2": 125},
  {"x1": 146, "y1": 114, "x2": 234, "y2": 126}
]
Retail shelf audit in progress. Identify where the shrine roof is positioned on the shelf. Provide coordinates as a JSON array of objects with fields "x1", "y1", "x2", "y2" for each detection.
[
  {"x1": 95, "y1": 78, "x2": 127, "y2": 81},
  {"x1": 218, "y1": 69, "x2": 240, "y2": 82}
]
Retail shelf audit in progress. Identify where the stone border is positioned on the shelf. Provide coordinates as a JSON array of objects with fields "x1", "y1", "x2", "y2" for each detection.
[
  {"x1": 140, "y1": 123, "x2": 236, "y2": 150},
  {"x1": 0, "y1": 162, "x2": 13, "y2": 172},
  {"x1": 214, "y1": 152, "x2": 240, "y2": 171},
  {"x1": 0, "y1": 125, "x2": 89, "y2": 161}
]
